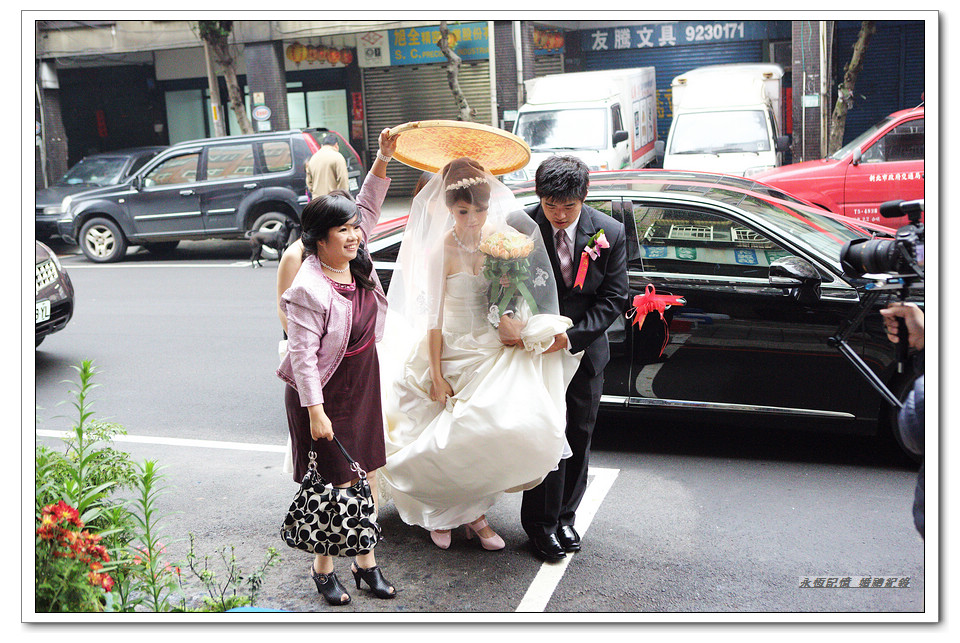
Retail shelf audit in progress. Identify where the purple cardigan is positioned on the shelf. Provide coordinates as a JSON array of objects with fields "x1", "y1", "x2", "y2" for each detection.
[{"x1": 276, "y1": 173, "x2": 390, "y2": 407}]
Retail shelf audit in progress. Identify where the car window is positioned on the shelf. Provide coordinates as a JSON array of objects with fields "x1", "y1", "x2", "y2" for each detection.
[
  {"x1": 142, "y1": 153, "x2": 200, "y2": 187},
  {"x1": 861, "y1": 118, "x2": 924, "y2": 163},
  {"x1": 206, "y1": 144, "x2": 256, "y2": 180},
  {"x1": 631, "y1": 202, "x2": 793, "y2": 279},
  {"x1": 128, "y1": 153, "x2": 157, "y2": 177},
  {"x1": 262, "y1": 140, "x2": 293, "y2": 173}
]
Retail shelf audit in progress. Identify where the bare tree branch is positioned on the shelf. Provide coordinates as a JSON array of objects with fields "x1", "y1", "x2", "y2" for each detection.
[
  {"x1": 437, "y1": 21, "x2": 476, "y2": 122},
  {"x1": 827, "y1": 20, "x2": 876, "y2": 154}
]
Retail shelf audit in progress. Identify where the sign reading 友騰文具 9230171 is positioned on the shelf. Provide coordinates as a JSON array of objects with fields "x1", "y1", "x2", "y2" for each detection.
[{"x1": 581, "y1": 20, "x2": 790, "y2": 51}]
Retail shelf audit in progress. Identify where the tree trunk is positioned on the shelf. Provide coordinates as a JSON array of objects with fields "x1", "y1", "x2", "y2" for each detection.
[
  {"x1": 197, "y1": 21, "x2": 254, "y2": 135},
  {"x1": 213, "y1": 45, "x2": 253, "y2": 135},
  {"x1": 437, "y1": 21, "x2": 475, "y2": 122},
  {"x1": 827, "y1": 20, "x2": 876, "y2": 154}
]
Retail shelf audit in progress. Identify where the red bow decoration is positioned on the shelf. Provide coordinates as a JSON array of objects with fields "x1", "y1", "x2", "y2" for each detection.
[{"x1": 629, "y1": 284, "x2": 686, "y2": 358}]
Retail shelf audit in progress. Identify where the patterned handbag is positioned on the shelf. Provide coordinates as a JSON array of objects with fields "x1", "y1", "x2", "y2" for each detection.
[{"x1": 280, "y1": 437, "x2": 381, "y2": 557}]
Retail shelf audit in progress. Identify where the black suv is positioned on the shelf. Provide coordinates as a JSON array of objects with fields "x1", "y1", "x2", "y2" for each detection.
[
  {"x1": 36, "y1": 146, "x2": 166, "y2": 241},
  {"x1": 56, "y1": 129, "x2": 365, "y2": 263}
]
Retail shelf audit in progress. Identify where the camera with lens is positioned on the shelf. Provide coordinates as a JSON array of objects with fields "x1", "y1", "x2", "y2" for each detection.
[{"x1": 840, "y1": 199, "x2": 925, "y2": 281}]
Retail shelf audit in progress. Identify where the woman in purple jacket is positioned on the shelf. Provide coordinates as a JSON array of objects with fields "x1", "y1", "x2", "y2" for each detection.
[{"x1": 277, "y1": 129, "x2": 398, "y2": 606}]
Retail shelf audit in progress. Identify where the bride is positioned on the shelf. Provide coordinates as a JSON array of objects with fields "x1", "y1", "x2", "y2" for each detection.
[{"x1": 379, "y1": 157, "x2": 581, "y2": 550}]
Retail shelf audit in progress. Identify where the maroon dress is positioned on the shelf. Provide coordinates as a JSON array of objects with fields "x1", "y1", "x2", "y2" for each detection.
[{"x1": 285, "y1": 276, "x2": 386, "y2": 485}]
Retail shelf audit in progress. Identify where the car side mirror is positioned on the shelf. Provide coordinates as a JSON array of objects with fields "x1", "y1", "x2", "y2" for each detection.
[
  {"x1": 852, "y1": 147, "x2": 862, "y2": 166},
  {"x1": 132, "y1": 176, "x2": 143, "y2": 190},
  {"x1": 613, "y1": 130, "x2": 629, "y2": 146},
  {"x1": 776, "y1": 135, "x2": 791, "y2": 153},
  {"x1": 769, "y1": 256, "x2": 822, "y2": 305},
  {"x1": 655, "y1": 140, "x2": 665, "y2": 163}
]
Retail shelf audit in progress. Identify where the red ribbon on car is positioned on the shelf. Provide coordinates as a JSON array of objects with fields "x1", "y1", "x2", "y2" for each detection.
[{"x1": 629, "y1": 284, "x2": 686, "y2": 358}]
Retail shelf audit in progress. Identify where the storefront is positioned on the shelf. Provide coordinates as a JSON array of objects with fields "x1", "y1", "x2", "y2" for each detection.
[
  {"x1": 155, "y1": 36, "x2": 358, "y2": 146},
  {"x1": 358, "y1": 22, "x2": 495, "y2": 195},
  {"x1": 577, "y1": 20, "x2": 792, "y2": 142}
]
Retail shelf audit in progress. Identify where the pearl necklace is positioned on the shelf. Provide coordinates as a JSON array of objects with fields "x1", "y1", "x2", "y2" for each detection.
[
  {"x1": 319, "y1": 259, "x2": 349, "y2": 274},
  {"x1": 452, "y1": 228, "x2": 481, "y2": 253}
]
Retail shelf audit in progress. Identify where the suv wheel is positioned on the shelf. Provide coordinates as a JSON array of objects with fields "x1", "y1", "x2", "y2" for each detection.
[
  {"x1": 251, "y1": 212, "x2": 297, "y2": 260},
  {"x1": 79, "y1": 217, "x2": 128, "y2": 263}
]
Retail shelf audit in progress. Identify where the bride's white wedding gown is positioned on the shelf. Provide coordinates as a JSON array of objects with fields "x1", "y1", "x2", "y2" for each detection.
[{"x1": 380, "y1": 271, "x2": 581, "y2": 530}]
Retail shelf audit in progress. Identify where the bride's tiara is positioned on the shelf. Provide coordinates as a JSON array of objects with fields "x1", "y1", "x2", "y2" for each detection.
[{"x1": 445, "y1": 176, "x2": 487, "y2": 191}]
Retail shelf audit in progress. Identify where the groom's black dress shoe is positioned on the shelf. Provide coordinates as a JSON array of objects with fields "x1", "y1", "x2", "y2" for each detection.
[
  {"x1": 529, "y1": 533, "x2": 566, "y2": 562},
  {"x1": 556, "y1": 525, "x2": 581, "y2": 552}
]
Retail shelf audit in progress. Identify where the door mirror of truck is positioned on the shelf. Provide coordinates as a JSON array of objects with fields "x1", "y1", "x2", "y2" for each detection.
[
  {"x1": 612, "y1": 130, "x2": 629, "y2": 146},
  {"x1": 776, "y1": 135, "x2": 791, "y2": 153},
  {"x1": 852, "y1": 147, "x2": 863, "y2": 166},
  {"x1": 655, "y1": 140, "x2": 665, "y2": 163}
]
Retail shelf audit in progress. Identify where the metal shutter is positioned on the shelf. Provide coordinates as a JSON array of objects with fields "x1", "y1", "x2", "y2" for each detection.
[
  {"x1": 585, "y1": 40, "x2": 763, "y2": 142},
  {"x1": 835, "y1": 20, "x2": 925, "y2": 145},
  {"x1": 534, "y1": 53, "x2": 564, "y2": 77},
  {"x1": 363, "y1": 61, "x2": 492, "y2": 196}
]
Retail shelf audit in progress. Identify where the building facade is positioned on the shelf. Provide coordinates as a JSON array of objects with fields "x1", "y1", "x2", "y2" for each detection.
[{"x1": 35, "y1": 19, "x2": 925, "y2": 196}]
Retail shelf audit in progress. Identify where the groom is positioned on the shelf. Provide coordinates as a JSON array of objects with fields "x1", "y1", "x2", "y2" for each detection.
[{"x1": 509, "y1": 155, "x2": 629, "y2": 562}]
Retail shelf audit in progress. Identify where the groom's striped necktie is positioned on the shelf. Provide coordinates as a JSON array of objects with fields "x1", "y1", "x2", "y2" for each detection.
[{"x1": 555, "y1": 228, "x2": 574, "y2": 288}]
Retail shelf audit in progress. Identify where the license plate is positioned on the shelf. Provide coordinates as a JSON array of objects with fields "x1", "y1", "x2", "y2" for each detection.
[
  {"x1": 36, "y1": 300, "x2": 51, "y2": 323},
  {"x1": 349, "y1": 177, "x2": 359, "y2": 191}
]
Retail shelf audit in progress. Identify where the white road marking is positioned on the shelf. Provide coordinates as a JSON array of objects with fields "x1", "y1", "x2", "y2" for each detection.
[
  {"x1": 35, "y1": 430, "x2": 287, "y2": 453},
  {"x1": 515, "y1": 467, "x2": 620, "y2": 613}
]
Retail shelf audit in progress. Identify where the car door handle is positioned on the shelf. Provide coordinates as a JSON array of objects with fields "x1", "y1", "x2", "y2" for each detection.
[
  {"x1": 179, "y1": 189, "x2": 195, "y2": 196},
  {"x1": 243, "y1": 183, "x2": 258, "y2": 190}
]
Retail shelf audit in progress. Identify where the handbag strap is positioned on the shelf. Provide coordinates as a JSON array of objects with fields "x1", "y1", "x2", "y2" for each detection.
[{"x1": 308, "y1": 436, "x2": 367, "y2": 478}]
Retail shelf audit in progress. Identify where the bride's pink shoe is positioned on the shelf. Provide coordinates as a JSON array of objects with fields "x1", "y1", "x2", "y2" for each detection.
[
  {"x1": 464, "y1": 517, "x2": 505, "y2": 551},
  {"x1": 430, "y1": 529, "x2": 451, "y2": 549}
]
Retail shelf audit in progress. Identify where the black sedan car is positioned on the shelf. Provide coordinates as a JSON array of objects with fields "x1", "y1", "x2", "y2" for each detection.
[
  {"x1": 35, "y1": 146, "x2": 167, "y2": 241},
  {"x1": 371, "y1": 169, "x2": 921, "y2": 457},
  {"x1": 35, "y1": 241, "x2": 74, "y2": 347}
]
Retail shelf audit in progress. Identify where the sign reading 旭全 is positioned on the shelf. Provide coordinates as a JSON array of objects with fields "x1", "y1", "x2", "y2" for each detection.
[{"x1": 390, "y1": 22, "x2": 489, "y2": 65}]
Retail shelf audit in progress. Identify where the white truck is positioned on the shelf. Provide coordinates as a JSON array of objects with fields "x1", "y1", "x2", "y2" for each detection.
[
  {"x1": 658, "y1": 63, "x2": 790, "y2": 177},
  {"x1": 508, "y1": 67, "x2": 658, "y2": 183}
]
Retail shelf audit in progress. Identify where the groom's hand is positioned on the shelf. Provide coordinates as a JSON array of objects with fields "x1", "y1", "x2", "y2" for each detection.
[
  {"x1": 543, "y1": 332, "x2": 569, "y2": 354},
  {"x1": 499, "y1": 314, "x2": 523, "y2": 346}
]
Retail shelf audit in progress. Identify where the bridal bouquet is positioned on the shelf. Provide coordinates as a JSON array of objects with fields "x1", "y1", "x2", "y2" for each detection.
[{"x1": 479, "y1": 229, "x2": 541, "y2": 325}]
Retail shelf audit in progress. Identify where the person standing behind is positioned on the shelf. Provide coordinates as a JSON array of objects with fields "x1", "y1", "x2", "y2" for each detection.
[
  {"x1": 513, "y1": 155, "x2": 629, "y2": 562},
  {"x1": 306, "y1": 132, "x2": 349, "y2": 199}
]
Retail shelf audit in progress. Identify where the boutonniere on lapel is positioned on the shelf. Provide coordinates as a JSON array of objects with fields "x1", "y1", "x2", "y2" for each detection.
[{"x1": 573, "y1": 230, "x2": 610, "y2": 289}]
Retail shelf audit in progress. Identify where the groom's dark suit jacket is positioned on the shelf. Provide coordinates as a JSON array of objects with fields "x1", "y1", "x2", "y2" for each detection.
[{"x1": 518, "y1": 202, "x2": 629, "y2": 377}]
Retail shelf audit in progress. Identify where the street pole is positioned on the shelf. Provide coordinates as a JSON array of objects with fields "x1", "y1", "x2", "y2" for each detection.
[{"x1": 204, "y1": 40, "x2": 226, "y2": 137}]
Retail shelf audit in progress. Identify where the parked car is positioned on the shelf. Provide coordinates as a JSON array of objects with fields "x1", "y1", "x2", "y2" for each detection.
[
  {"x1": 36, "y1": 146, "x2": 167, "y2": 241},
  {"x1": 55, "y1": 129, "x2": 365, "y2": 263},
  {"x1": 369, "y1": 169, "x2": 919, "y2": 458},
  {"x1": 753, "y1": 104, "x2": 924, "y2": 228},
  {"x1": 35, "y1": 241, "x2": 75, "y2": 347}
]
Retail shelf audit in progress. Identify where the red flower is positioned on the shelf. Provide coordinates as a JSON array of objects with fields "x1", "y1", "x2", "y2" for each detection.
[{"x1": 100, "y1": 574, "x2": 115, "y2": 592}]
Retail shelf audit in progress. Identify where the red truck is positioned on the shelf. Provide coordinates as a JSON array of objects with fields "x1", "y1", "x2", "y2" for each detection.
[{"x1": 754, "y1": 103, "x2": 924, "y2": 228}]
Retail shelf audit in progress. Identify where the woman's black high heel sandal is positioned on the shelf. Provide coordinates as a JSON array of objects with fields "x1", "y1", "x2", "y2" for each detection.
[
  {"x1": 351, "y1": 563, "x2": 396, "y2": 599},
  {"x1": 311, "y1": 566, "x2": 351, "y2": 605}
]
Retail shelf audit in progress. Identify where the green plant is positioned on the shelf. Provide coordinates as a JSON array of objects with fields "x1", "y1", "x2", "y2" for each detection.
[
  {"x1": 178, "y1": 533, "x2": 281, "y2": 612},
  {"x1": 36, "y1": 360, "x2": 279, "y2": 613}
]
